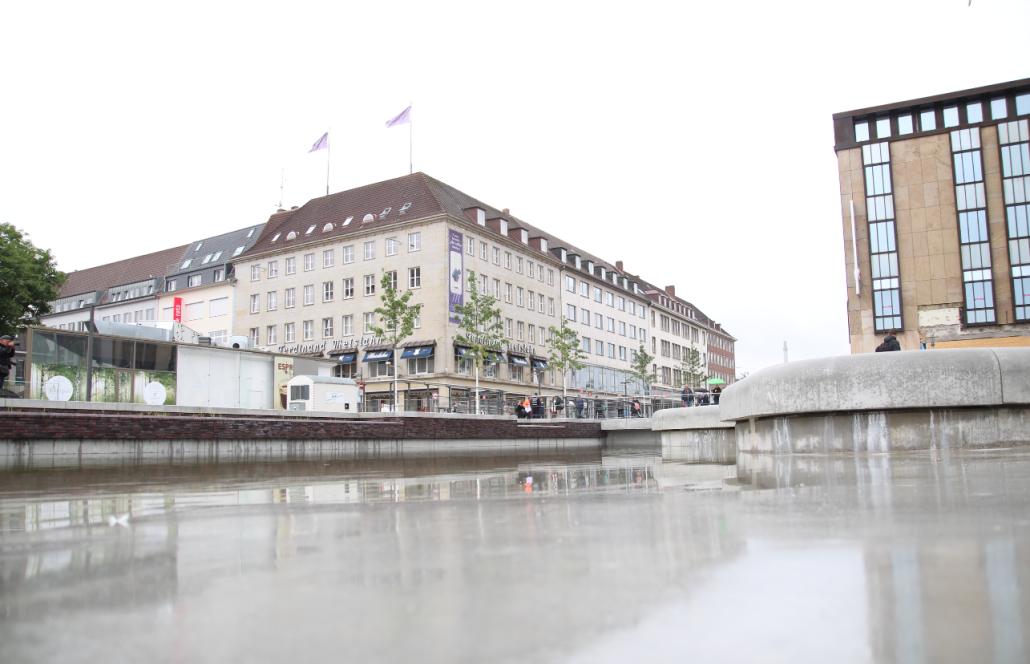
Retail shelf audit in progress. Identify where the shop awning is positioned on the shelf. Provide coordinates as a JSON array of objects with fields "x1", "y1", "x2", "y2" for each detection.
[
  {"x1": 531, "y1": 358, "x2": 549, "y2": 370},
  {"x1": 486, "y1": 351, "x2": 505, "y2": 364},
  {"x1": 335, "y1": 352, "x2": 357, "y2": 364},
  {"x1": 508, "y1": 354, "x2": 529, "y2": 366},
  {"x1": 400, "y1": 345, "x2": 435, "y2": 359},
  {"x1": 363, "y1": 349, "x2": 393, "y2": 362},
  {"x1": 454, "y1": 345, "x2": 470, "y2": 357}
]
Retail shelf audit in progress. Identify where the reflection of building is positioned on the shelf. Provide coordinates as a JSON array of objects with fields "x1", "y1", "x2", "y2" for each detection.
[
  {"x1": 834, "y1": 79, "x2": 1030, "y2": 352},
  {"x1": 234, "y1": 173, "x2": 736, "y2": 407}
]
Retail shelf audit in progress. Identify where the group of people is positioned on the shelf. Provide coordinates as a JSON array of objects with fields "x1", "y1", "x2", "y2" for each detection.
[
  {"x1": 0, "y1": 335, "x2": 16, "y2": 395},
  {"x1": 512, "y1": 394, "x2": 644, "y2": 419},
  {"x1": 680, "y1": 385, "x2": 721, "y2": 407}
]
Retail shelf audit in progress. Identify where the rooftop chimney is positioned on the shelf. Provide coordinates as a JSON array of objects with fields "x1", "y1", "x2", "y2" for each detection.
[
  {"x1": 665, "y1": 285, "x2": 676, "y2": 297},
  {"x1": 615, "y1": 260, "x2": 624, "y2": 272},
  {"x1": 502, "y1": 208, "x2": 510, "y2": 215}
]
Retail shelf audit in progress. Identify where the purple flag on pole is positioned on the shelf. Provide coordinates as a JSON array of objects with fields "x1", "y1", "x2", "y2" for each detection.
[
  {"x1": 308, "y1": 132, "x2": 329, "y2": 152},
  {"x1": 385, "y1": 105, "x2": 412, "y2": 128}
]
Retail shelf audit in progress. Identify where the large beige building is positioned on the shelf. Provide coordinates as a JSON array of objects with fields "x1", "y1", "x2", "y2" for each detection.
[
  {"x1": 233, "y1": 173, "x2": 736, "y2": 409},
  {"x1": 835, "y1": 78, "x2": 1030, "y2": 352}
]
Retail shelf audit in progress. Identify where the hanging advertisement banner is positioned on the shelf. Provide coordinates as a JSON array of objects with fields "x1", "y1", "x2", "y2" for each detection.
[
  {"x1": 448, "y1": 229, "x2": 464, "y2": 324},
  {"x1": 172, "y1": 297, "x2": 183, "y2": 322}
]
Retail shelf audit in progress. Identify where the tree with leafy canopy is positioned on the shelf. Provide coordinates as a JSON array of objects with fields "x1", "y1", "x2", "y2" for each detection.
[
  {"x1": 452, "y1": 272, "x2": 503, "y2": 415},
  {"x1": 0, "y1": 223, "x2": 65, "y2": 335},
  {"x1": 629, "y1": 344, "x2": 656, "y2": 394},
  {"x1": 679, "y1": 347, "x2": 706, "y2": 389},
  {"x1": 372, "y1": 270, "x2": 423, "y2": 411},
  {"x1": 546, "y1": 316, "x2": 586, "y2": 404}
]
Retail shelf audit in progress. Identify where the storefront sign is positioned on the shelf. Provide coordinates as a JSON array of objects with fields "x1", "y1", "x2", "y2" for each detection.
[
  {"x1": 274, "y1": 356, "x2": 294, "y2": 410},
  {"x1": 505, "y1": 342, "x2": 536, "y2": 355},
  {"x1": 274, "y1": 336, "x2": 385, "y2": 357},
  {"x1": 448, "y1": 229, "x2": 463, "y2": 324}
]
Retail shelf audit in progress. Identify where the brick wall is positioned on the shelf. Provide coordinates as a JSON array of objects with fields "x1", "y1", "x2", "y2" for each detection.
[{"x1": 0, "y1": 410, "x2": 602, "y2": 441}]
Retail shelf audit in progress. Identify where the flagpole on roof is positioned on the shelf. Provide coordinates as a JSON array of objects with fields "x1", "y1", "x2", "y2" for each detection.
[
  {"x1": 409, "y1": 102, "x2": 413, "y2": 175},
  {"x1": 326, "y1": 128, "x2": 331, "y2": 195}
]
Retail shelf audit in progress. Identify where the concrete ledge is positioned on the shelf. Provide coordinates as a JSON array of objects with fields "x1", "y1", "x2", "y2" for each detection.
[
  {"x1": 652, "y1": 406, "x2": 733, "y2": 431},
  {"x1": 600, "y1": 418, "x2": 652, "y2": 431},
  {"x1": 720, "y1": 348, "x2": 1030, "y2": 421}
]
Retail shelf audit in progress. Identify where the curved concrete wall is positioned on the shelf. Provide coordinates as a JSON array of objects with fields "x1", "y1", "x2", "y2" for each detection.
[
  {"x1": 652, "y1": 405, "x2": 733, "y2": 430},
  {"x1": 721, "y1": 348, "x2": 1030, "y2": 422}
]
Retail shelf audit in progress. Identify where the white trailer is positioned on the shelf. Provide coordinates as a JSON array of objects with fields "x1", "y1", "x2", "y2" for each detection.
[{"x1": 286, "y1": 375, "x2": 359, "y2": 413}]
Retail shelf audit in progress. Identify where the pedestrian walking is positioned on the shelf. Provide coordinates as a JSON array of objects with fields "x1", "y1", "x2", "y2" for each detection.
[{"x1": 0, "y1": 335, "x2": 15, "y2": 394}]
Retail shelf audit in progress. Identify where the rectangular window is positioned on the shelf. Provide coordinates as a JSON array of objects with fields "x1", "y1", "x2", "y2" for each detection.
[
  {"x1": 304, "y1": 253, "x2": 315, "y2": 271},
  {"x1": 480, "y1": 241, "x2": 488, "y2": 260},
  {"x1": 517, "y1": 321, "x2": 525, "y2": 340},
  {"x1": 528, "y1": 324, "x2": 536, "y2": 344},
  {"x1": 595, "y1": 340, "x2": 604, "y2": 356},
  {"x1": 323, "y1": 281, "x2": 334, "y2": 302},
  {"x1": 607, "y1": 343, "x2": 615, "y2": 359},
  {"x1": 209, "y1": 297, "x2": 229, "y2": 317},
  {"x1": 506, "y1": 318, "x2": 513, "y2": 338},
  {"x1": 408, "y1": 232, "x2": 421, "y2": 252},
  {"x1": 863, "y1": 142, "x2": 903, "y2": 332},
  {"x1": 875, "y1": 117, "x2": 891, "y2": 139},
  {"x1": 516, "y1": 287, "x2": 524, "y2": 307},
  {"x1": 897, "y1": 114, "x2": 913, "y2": 135},
  {"x1": 285, "y1": 257, "x2": 296, "y2": 275},
  {"x1": 284, "y1": 322, "x2": 295, "y2": 343},
  {"x1": 527, "y1": 290, "x2": 535, "y2": 311},
  {"x1": 386, "y1": 237, "x2": 398, "y2": 256},
  {"x1": 322, "y1": 317, "x2": 334, "y2": 338},
  {"x1": 493, "y1": 278, "x2": 501, "y2": 298},
  {"x1": 285, "y1": 288, "x2": 296, "y2": 308},
  {"x1": 364, "y1": 312, "x2": 375, "y2": 333},
  {"x1": 364, "y1": 274, "x2": 376, "y2": 296},
  {"x1": 539, "y1": 293, "x2": 546, "y2": 313},
  {"x1": 250, "y1": 265, "x2": 261, "y2": 282},
  {"x1": 943, "y1": 106, "x2": 959, "y2": 128},
  {"x1": 303, "y1": 285, "x2": 314, "y2": 306},
  {"x1": 342, "y1": 314, "x2": 353, "y2": 336},
  {"x1": 581, "y1": 307, "x2": 589, "y2": 325},
  {"x1": 267, "y1": 291, "x2": 278, "y2": 311},
  {"x1": 409, "y1": 266, "x2": 421, "y2": 288},
  {"x1": 213, "y1": 269, "x2": 224, "y2": 282},
  {"x1": 566, "y1": 276, "x2": 576, "y2": 292},
  {"x1": 528, "y1": 261, "x2": 535, "y2": 278},
  {"x1": 187, "y1": 274, "x2": 201, "y2": 288},
  {"x1": 854, "y1": 121, "x2": 869, "y2": 142},
  {"x1": 516, "y1": 256, "x2": 523, "y2": 274},
  {"x1": 920, "y1": 110, "x2": 937, "y2": 132},
  {"x1": 567, "y1": 303, "x2": 577, "y2": 320},
  {"x1": 466, "y1": 236, "x2": 475, "y2": 255},
  {"x1": 267, "y1": 260, "x2": 279, "y2": 278},
  {"x1": 302, "y1": 320, "x2": 313, "y2": 341},
  {"x1": 385, "y1": 270, "x2": 398, "y2": 291},
  {"x1": 966, "y1": 102, "x2": 983, "y2": 124},
  {"x1": 998, "y1": 119, "x2": 1030, "y2": 321},
  {"x1": 364, "y1": 241, "x2": 375, "y2": 260},
  {"x1": 343, "y1": 277, "x2": 354, "y2": 299},
  {"x1": 342, "y1": 245, "x2": 354, "y2": 264},
  {"x1": 548, "y1": 269, "x2": 555, "y2": 286},
  {"x1": 951, "y1": 128, "x2": 996, "y2": 324},
  {"x1": 249, "y1": 327, "x2": 259, "y2": 346},
  {"x1": 323, "y1": 250, "x2": 334, "y2": 268},
  {"x1": 266, "y1": 325, "x2": 277, "y2": 345},
  {"x1": 579, "y1": 282, "x2": 588, "y2": 298},
  {"x1": 492, "y1": 247, "x2": 500, "y2": 265},
  {"x1": 594, "y1": 313, "x2": 603, "y2": 329},
  {"x1": 250, "y1": 294, "x2": 260, "y2": 314}
]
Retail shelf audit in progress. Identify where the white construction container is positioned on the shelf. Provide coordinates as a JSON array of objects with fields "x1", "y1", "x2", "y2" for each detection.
[{"x1": 286, "y1": 375, "x2": 359, "y2": 413}]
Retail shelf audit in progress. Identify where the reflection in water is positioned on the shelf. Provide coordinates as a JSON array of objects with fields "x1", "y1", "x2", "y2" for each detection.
[{"x1": 0, "y1": 446, "x2": 1028, "y2": 663}]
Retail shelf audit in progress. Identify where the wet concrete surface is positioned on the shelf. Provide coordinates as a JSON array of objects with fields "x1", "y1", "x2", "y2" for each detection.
[{"x1": 1, "y1": 444, "x2": 1029, "y2": 663}]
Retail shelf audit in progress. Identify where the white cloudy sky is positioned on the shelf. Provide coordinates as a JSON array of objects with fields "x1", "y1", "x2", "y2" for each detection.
[{"x1": 1, "y1": 0, "x2": 1027, "y2": 374}]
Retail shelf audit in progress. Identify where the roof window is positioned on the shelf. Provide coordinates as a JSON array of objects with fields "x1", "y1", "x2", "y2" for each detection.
[
  {"x1": 201, "y1": 253, "x2": 213, "y2": 265},
  {"x1": 286, "y1": 231, "x2": 297, "y2": 240},
  {"x1": 181, "y1": 259, "x2": 192, "y2": 269},
  {"x1": 232, "y1": 246, "x2": 245, "y2": 257},
  {"x1": 212, "y1": 250, "x2": 223, "y2": 261},
  {"x1": 305, "y1": 225, "x2": 316, "y2": 235},
  {"x1": 270, "y1": 233, "x2": 281, "y2": 243},
  {"x1": 343, "y1": 216, "x2": 354, "y2": 226},
  {"x1": 194, "y1": 242, "x2": 203, "y2": 252},
  {"x1": 246, "y1": 228, "x2": 255, "y2": 238},
  {"x1": 399, "y1": 202, "x2": 412, "y2": 215}
]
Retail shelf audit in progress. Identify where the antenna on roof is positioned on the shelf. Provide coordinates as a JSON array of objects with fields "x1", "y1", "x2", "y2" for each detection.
[{"x1": 278, "y1": 168, "x2": 285, "y2": 209}]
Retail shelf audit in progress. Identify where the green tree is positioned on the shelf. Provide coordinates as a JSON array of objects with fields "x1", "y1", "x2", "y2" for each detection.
[
  {"x1": 0, "y1": 223, "x2": 65, "y2": 335},
  {"x1": 546, "y1": 316, "x2": 586, "y2": 403},
  {"x1": 629, "y1": 344, "x2": 656, "y2": 394},
  {"x1": 373, "y1": 270, "x2": 423, "y2": 411},
  {"x1": 452, "y1": 272, "x2": 503, "y2": 415},
  {"x1": 679, "y1": 348, "x2": 706, "y2": 389}
]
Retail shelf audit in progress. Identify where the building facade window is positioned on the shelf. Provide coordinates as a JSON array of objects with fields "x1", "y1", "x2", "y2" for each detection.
[
  {"x1": 342, "y1": 245, "x2": 354, "y2": 264},
  {"x1": 322, "y1": 317, "x2": 334, "y2": 338},
  {"x1": 303, "y1": 285, "x2": 314, "y2": 306},
  {"x1": 342, "y1": 315, "x2": 353, "y2": 336},
  {"x1": 364, "y1": 312, "x2": 375, "y2": 333},
  {"x1": 409, "y1": 266, "x2": 421, "y2": 288},
  {"x1": 284, "y1": 322, "x2": 295, "y2": 343},
  {"x1": 267, "y1": 291, "x2": 278, "y2": 311},
  {"x1": 267, "y1": 260, "x2": 279, "y2": 278},
  {"x1": 364, "y1": 274, "x2": 376, "y2": 296},
  {"x1": 343, "y1": 277, "x2": 354, "y2": 299},
  {"x1": 863, "y1": 142, "x2": 903, "y2": 332},
  {"x1": 303, "y1": 320, "x2": 313, "y2": 341},
  {"x1": 323, "y1": 281, "x2": 334, "y2": 302},
  {"x1": 386, "y1": 237, "x2": 398, "y2": 256},
  {"x1": 250, "y1": 265, "x2": 261, "y2": 282},
  {"x1": 364, "y1": 240, "x2": 375, "y2": 261},
  {"x1": 998, "y1": 118, "x2": 1030, "y2": 321},
  {"x1": 250, "y1": 294, "x2": 260, "y2": 314},
  {"x1": 266, "y1": 325, "x2": 277, "y2": 345},
  {"x1": 249, "y1": 327, "x2": 259, "y2": 346},
  {"x1": 408, "y1": 232, "x2": 421, "y2": 252},
  {"x1": 188, "y1": 274, "x2": 201, "y2": 288},
  {"x1": 304, "y1": 253, "x2": 315, "y2": 271},
  {"x1": 286, "y1": 257, "x2": 296, "y2": 275},
  {"x1": 951, "y1": 128, "x2": 996, "y2": 324}
]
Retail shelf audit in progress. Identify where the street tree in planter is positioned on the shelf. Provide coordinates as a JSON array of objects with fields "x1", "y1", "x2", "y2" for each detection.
[
  {"x1": 546, "y1": 316, "x2": 586, "y2": 405},
  {"x1": 373, "y1": 270, "x2": 423, "y2": 411},
  {"x1": 452, "y1": 272, "x2": 503, "y2": 415},
  {"x1": 629, "y1": 344, "x2": 657, "y2": 413},
  {"x1": 679, "y1": 348, "x2": 706, "y2": 389}
]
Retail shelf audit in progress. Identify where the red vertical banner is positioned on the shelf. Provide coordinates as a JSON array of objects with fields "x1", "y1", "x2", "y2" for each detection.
[{"x1": 173, "y1": 297, "x2": 183, "y2": 322}]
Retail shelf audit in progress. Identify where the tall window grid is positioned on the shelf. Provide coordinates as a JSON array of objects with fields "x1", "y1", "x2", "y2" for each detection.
[
  {"x1": 998, "y1": 118, "x2": 1030, "y2": 321},
  {"x1": 951, "y1": 128, "x2": 996, "y2": 324},
  {"x1": 863, "y1": 142, "x2": 902, "y2": 331}
]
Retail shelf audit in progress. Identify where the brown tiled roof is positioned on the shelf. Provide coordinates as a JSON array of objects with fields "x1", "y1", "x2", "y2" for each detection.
[{"x1": 59, "y1": 244, "x2": 189, "y2": 298}]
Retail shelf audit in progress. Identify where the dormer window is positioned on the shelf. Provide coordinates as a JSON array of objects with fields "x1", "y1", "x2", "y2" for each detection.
[
  {"x1": 586, "y1": 261, "x2": 594, "y2": 273},
  {"x1": 520, "y1": 229, "x2": 528, "y2": 244},
  {"x1": 574, "y1": 256, "x2": 581, "y2": 270},
  {"x1": 476, "y1": 209, "x2": 486, "y2": 225},
  {"x1": 540, "y1": 238, "x2": 548, "y2": 252},
  {"x1": 399, "y1": 202, "x2": 412, "y2": 215},
  {"x1": 232, "y1": 245, "x2": 245, "y2": 257},
  {"x1": 499, "y1": 220, "x2": 508, "y2": 235},
  {"x1": 322, "y1": 223, "x2": 334, "y2": 232},
  {"x1": 287, "y1": 231, "x2": 298, "y2": 240},
  {"x1": 560, "y1": 248, "x2": 567, "y2": 262}
]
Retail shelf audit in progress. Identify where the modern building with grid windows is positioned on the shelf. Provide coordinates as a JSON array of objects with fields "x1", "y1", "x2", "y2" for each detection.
[{"x1": 834, "y1": 78, "x2": 1030, "y2": 351}]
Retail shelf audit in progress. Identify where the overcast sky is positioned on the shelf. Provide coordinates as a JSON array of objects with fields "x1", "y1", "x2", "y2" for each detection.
[{"x1": 2, "y1": 0, "x2": 1027, "y2": 375}]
